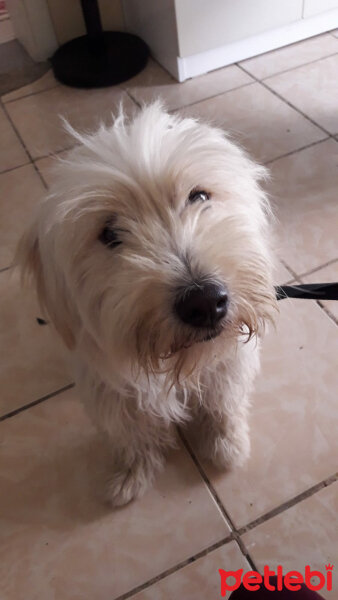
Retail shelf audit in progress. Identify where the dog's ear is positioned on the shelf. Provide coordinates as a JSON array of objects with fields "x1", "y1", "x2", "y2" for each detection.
[{"x1": 16, "y1": 223, "x2": 77, "y2": 350}]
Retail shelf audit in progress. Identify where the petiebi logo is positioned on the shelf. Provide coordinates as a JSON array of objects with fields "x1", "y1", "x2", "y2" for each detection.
[{"x1": 219, "y1": 564, "x2": 334, "y2": 596}]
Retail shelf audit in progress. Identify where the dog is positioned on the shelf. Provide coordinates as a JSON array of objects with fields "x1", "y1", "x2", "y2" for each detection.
[{"x1": 17, "y1": 102, "x2": 277, "y2": 506}]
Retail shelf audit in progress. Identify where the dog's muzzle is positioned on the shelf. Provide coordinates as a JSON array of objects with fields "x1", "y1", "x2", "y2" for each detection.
[{"x1": 174, "y1": 282, "x2": 228, "y2": 329}]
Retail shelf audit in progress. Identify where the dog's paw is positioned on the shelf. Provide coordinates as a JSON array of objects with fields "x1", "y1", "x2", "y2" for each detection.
[
  {"x1": 198, "y1": 425, "x2": 251, "y2": 470},
  {"x1": 106, "y1": 463, "x2": 152, "y2": 507},
  {"x1": 210, "y1": 431, "x2": 251, "y2": 469}
]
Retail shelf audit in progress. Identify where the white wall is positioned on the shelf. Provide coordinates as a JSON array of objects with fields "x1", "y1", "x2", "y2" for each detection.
[
  {"x1": 303, "y1": 0, "x2": 338, "y2": 17},
  {"x1": 8, "y1": 0, "x2": 58, "y2": 62}
]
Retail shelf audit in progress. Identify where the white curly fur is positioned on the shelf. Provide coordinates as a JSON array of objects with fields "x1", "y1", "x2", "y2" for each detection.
[{"x1": 16, "y1": 102, "x2": 277, "y2": 506}]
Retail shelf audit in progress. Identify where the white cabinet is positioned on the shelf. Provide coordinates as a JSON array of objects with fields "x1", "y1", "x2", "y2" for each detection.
[
  {"x1": 123, "y1": 0, "x2": 338, "y2": 81},
  {"x1": 303, "y1": 0, "x2": 338, "y2": 18},
  {"x1": 176, "y1": 0, "x2": 303, "y2": 57}
]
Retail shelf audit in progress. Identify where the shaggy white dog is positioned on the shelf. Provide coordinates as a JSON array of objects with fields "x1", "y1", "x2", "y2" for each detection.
[{"x1": 17, "y1": 103, "x2": 277, "y2": 506}]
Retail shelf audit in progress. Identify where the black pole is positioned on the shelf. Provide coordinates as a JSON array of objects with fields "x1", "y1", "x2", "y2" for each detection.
[
  {"x1": 51, "y1": 0, "x2": 149, "y2": 88},
  {"x1": 80, "y1": 0, "x2": 103, "y2": 43}
]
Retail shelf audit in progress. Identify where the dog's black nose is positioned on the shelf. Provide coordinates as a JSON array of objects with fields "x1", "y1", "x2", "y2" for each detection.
[{"x1": 175, "y1": 282, "x2": 228, "y2": 328}]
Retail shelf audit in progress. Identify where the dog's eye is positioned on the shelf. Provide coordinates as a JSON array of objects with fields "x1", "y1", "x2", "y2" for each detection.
[
  {"x1": 188, "y1": 189, "x2": 210, "y2": 203},
  {"x1": 99, "y1": 226, "x2": 121, "y2": 248}
]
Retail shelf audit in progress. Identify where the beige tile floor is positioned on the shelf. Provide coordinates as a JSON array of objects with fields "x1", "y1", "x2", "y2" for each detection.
[{"x1": 0, "y1": 32, "x2": 337, "y2": 600}]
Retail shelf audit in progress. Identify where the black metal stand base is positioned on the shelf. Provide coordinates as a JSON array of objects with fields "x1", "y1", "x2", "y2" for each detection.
[{"x1": 51, "y1": 31, "x2": 149, "y2": 88}]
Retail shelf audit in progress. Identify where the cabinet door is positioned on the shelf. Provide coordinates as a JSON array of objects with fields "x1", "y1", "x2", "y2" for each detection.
[
  {"x1": 303, "y1": 0, "x2": 338, "y2": 17},
  {"x1": 175, "y1": 0, "x2": 303, "y2": 57}
]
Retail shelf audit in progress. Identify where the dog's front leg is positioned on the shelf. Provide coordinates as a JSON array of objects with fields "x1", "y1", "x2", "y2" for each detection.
[
  {"x1": 191, "y1": 397, "x2": 251, "y2": 469},
  {"x1": 84, "y1": 387, "x2": 176, "y2": 506},
  {"x1": 190, "y1": 343, "x2": 260, "y2": 469}
]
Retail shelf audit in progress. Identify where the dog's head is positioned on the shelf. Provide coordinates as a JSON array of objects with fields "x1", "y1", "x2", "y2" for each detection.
[{"x1": 17, "y1": 103, "x2": 277, "y2": 388}]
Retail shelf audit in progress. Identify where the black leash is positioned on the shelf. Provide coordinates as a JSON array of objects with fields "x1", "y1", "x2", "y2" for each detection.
[{"x1": 275, "y1": 282, "x2": 338, "y2": 301}]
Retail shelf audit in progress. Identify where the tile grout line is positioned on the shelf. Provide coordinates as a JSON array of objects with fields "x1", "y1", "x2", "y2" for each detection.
[
  {"x1": 170, "y1": 80, "x2": 255, "y2": 113},
  {"x1": 0, "y1": 383, "x2": 75, "y2": 422},
  {"x1": 278, "y1": 258, "x2": 301, "y2": 282},
  {"x1": 316, "y1": 300, "x2": 338, "y2": 326},
  {"x1": 256, "y1": 50, "x2": 338, "y2": 83},
  {"x1": 263, "y1": 77, "x2": 334, "y2": 138},
  {"x1": 1, "y1": 81, "x2": 68, "y2": 104},
  {"x1": 238, "y1": 472, "x2": 338, "y2": 536},
  {"x1": 178, "y1": 429, "x2": 258, "y2": 572},
  {"x1": 264, "y1": 136, "x2": 330, "y2": 165},
  {"x1": 0, "y1": 160, "x2": 31, "y2": 176},
  {"x1": 28, "y1": 160, "x2": 48, "y2": 189},
  {"x1": 297, "y1": 257, "x2": 338, "y2": 279},
  {"x1": 236, "y1": 63, "x2": 335, "y2": 139},
  {"x1": 125, "y1": 89, "x2": 141, "y2": 109},
  {"x1": 0, "y1": 98, "x2": 33, "y2": 161},
  {"x1": 0, "y1": 140, "x2": 76, "y2": 179},
  {"x1": 34, "y1": 142, "x2": 80, "y2": 172},
  {"x1": 2, "y1": 81, "x2": 60, "y2": 105},
  {"x1": 113, "y1": 534, "x2": 234, "y2": 600},
  {"x1": 0, "y1": 98, "x2": 48, "y2": 190}
]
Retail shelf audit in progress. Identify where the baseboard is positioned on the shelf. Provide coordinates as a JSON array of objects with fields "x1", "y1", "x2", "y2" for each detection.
[{"x1": 175, "y1": 8, "x2": 338, "y2": 82}]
